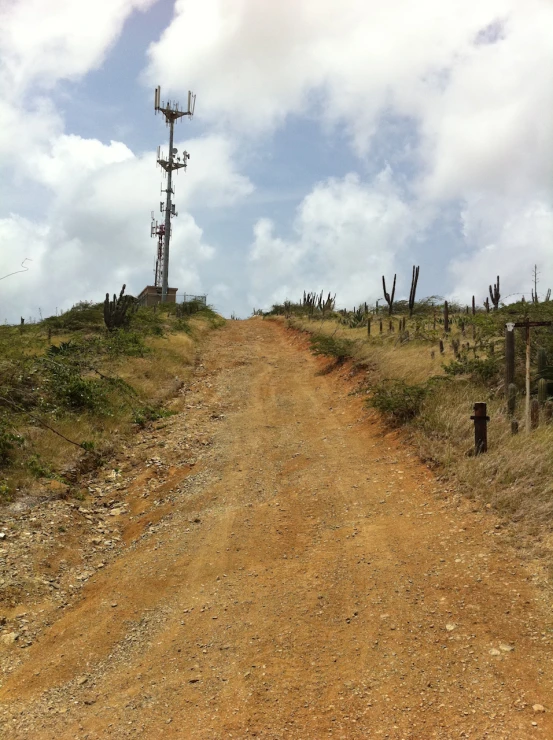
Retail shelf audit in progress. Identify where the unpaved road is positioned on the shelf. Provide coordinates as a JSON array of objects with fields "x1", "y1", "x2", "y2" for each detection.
[{"x1": 1, "y1": 318, "x2": 553, "y2": 739}]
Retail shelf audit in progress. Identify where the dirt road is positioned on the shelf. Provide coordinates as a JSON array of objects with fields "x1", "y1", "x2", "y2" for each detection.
[{"x1": 1, "y1": 318, "x2": 552, "y2": 738}]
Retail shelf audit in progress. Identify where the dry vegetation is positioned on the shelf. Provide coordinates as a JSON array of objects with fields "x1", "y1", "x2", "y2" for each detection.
[
  {"x1": 0, "y1": 300, "x2": 224, "y2": 501},
  {"x1": 267, "y1": 296, "x2": 553, "y2": 559}
]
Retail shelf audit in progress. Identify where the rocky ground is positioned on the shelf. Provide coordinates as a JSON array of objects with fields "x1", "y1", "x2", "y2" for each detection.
[{"x1": 0, "y1": 318, "x2": 552, "y2": 739}]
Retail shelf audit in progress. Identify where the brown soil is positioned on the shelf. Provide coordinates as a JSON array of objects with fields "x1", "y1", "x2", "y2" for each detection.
[{"x1": 1, "y1": 318, "x2": 553, "y2": 739}]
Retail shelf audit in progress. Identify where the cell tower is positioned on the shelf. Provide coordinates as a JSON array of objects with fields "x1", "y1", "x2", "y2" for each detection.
[
  {"x1": 153, "y1": 85, "x2": 196, "y2": 302},
  {"x1": 150, "y1": 213, "x2": 165, "y2": 288}
]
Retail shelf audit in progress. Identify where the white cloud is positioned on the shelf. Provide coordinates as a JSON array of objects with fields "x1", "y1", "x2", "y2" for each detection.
[
  {"x1": 0, "y1": 0, "x2": 157, "y2": 95},
  {"x1": 449, "y1": 197, "x2": 553, "y2": 305},
  {"x1": 248, "y1": 171, "x2": 418, "y2": 310},
  {"x1": 147, "y1": 0, "x2": 553, "y2": 309}
]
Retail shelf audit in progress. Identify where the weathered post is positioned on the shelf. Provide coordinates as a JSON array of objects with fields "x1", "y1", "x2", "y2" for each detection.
[
  {"x1": 379, "y1": 319, "x2": 383, "y2": 334},
  {"x1": 471, "y1": 402, "x2": 489, "y2": 454},
  {"x1": 511, "y1": 419, "x2": 519, "y2": 435},
  {"x1": 367, "y1": 318, "x2": 371, "y2": 336},
  {"x1": 507, "y1": 383, "x2": 517, "y2": 416},
  {"x1": 439, "y1": 339, "x2": 444, "y2": 355},
  {"x1": 525, "y1": 323, "x2": 531, "y2": 433},
  {"x1": 505, "y1": 323, "x2": 515, "y2": 397}
]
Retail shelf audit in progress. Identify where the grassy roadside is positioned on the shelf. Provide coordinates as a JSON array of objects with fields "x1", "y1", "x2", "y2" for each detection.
[
  {"x1": 0, "y1": 301, "x2": 224, "y2": 502},
  {"x1": 272, "y1": 302, "x2": 553, "y2": 558}
]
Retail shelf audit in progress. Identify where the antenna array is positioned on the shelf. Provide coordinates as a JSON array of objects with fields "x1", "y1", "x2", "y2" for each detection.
[{"x1": 151, "y1": 85, "x2": 196, "y2": 301}]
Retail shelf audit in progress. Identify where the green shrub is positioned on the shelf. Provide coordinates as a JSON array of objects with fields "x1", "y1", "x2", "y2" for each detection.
[
  {"x1": 310, "y1": 333, "x2": 355, "y2": 362},
  {"x1": 443, "y1": 356, "x2": 500, "y2": 383},
  {"x1": 0, "y1": 423, "x2": 24, "y2": 467},
  {"x1": 132, "y1": 406, "x2": 176, "y2": 428},
  {"x1": 368, "y1": 379, "x2": 428, "y2": 424},
  {"x1": 43, "y1": 301, "x2": 104, "y2": 332}
]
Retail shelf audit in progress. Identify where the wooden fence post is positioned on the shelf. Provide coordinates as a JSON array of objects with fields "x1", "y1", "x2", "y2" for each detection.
[
  {"x1": 505, "y1": 325, "x2": 515, "y2": 398},
  {"x1": 471, "y1": 402, "x2": 489, "y2": 454}
]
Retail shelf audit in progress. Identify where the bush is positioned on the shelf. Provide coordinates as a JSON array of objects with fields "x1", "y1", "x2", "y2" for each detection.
[
  {"x1": 43, "y1": 301, "x2": 104, "y2": 332},
  {"x1": 0, "y1": 422, "x2": 24, "y2": 467},
  {"x1": 368, "y1": 379, "x2": 428, "y2": 424},
  {"x1": 132, "y1": 406, "x2": 176, "y2": 428},
  {"x1": 310, "y1": 333, "x2": 356, "y2": 362},
  {"x1": 443, "y1": 356, "x2": 500, "y2": 383}
]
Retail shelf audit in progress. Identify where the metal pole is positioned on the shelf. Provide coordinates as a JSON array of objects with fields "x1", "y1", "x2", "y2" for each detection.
[{"x1": 162, "y1": 119, "x2": 174, "y2": 302}]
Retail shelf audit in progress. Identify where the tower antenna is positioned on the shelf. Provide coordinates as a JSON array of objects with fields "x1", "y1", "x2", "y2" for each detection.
[{"x1": 153, "y1": 85, "x2": 195, "y2": 302}]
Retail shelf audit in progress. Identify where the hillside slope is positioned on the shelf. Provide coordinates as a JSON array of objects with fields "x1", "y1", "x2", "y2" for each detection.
[{"x1": 1, "y1": 318, "x2": 552, "y2": 739}]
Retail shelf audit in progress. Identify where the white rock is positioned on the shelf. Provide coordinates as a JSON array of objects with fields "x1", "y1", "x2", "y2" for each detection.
[
  {"x1": 445, "y1": 623, "x2": 456, "y2": 632},
  {"x1": 533, "y1": 704, "x2": 546, "y2": 713},
  {"x1": 499, "y1": 643, "x2": 514, "y2": 652},
  {"x1": 1, "y1": 632, "x2": 19, "y2": 645}
]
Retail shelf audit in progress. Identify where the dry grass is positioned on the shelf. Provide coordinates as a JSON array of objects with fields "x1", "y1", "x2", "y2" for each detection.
[
  {"x1": 287, "y1": 314, "x2": 553, "y2": 557},
  {"x1": 0, "y1": 315, "x2": 220, "y2": 499}
]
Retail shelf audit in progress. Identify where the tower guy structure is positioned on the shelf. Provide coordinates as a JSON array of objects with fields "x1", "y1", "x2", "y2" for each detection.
[{"x1": 152, "y1": 85, "x2": 196, "y2": 302}]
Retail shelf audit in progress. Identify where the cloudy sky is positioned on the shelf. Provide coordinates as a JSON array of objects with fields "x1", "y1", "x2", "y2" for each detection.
[{"x1": 1, "y1": 0, "x2": 552, "y2": 321}]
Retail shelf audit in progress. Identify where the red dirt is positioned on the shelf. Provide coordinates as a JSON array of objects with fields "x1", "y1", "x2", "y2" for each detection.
[{"x1": 1, "y1": 318, "x2": 552, "y2": 739}]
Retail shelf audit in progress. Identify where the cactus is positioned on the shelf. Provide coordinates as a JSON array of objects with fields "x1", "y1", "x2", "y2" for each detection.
[
  {"x1": 452, "y1": 339, "x2": 460, "y2": 357},
  {"x1": 443, "y1": 301, "x2": 449, "y2": 333},
  {"x1": 379, "y1": 318, "x2": 383, "y2": 334},
  {"x1": 103, "y1": 284, "x2": 135, "y2": 331},
  {"x1": 489, "y1": 276, "x2": 500, "y2": 310},
  {"x1": 511, "y1": 418, "x2": 519, "y2": 435},
  {"x1": 484, "y1": 297, "x2": 490, "y2": 313},
  {"x1": 408, "y1": 265, "x2": 419, "y2": 317},
  {"x1": 538, "y1": 378, "x2": 548, "y2": 405},
  {"x1": 439, "y1": 339, "x2": 444, "y2": 355},
  {"x1": 471, "y1": 295, "x2": 475, "y2": 315},
  {"x1": 544, "y1": 400, "x2": 553, "y2": 423},
  {"x1": 367, "y1": 318, "x2": 371, "y2": 336},
  {"x1": 537, "y1": 347, "x2": 548, "y2": 377},
  {"x1": 507, "y1": 383, "x2": 517, "y2": 415},
  {"x1": 382, "y1": 274, "x2": 396, "y2": 316}
]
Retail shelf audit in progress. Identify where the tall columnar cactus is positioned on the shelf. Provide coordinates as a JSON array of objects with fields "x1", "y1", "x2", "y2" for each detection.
[
  {"x1": 382, "y1": 274, "x2": 396, "y2": 316},
  {"x1": 103, "y1": 284, "x2": 135, "y2": 331},
  {"x1": 538, "y1": 378, "x2": 548, "y2": 405},
  {"x1": 408, "y1": 265, "x2": 419, "y2": 317},
  {"x1": 484, "y1": 297, "x2": 490, "y2": 313},
  {"x1": 471, "y1": 295, "x2": 476, "y2": 315},
  {"x1": 489, "y1": 276, "x2": 500, "y2": 310},
  {"x1": 443, "y1": 301, "x2": 450, "y2": 333}
]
